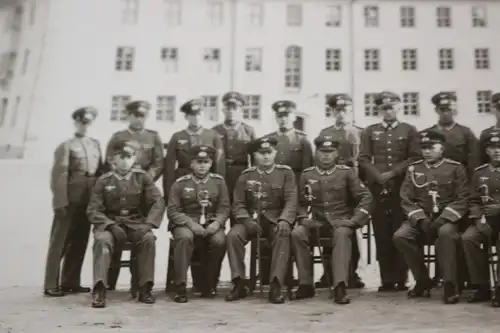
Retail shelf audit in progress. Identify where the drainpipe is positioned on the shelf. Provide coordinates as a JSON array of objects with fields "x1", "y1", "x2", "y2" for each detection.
[
  {"x1": 348, "y1": 0, "x2": 356, "y2": 125},
  {"x1": 228, "y1": 0, "x2": 237, "y2": 91}
]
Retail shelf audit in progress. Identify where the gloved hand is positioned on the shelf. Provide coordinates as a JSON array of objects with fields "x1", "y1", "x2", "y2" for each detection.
[
  {"x1": 54, "y1": 207, "x2": 67, "y2": 219},
  {"x1": 276, "y1": 221, "x2": 291, "y2": 237},
  {"x1": 476, "y1": 219, "x2": 492, "y2": 238},
  {"x1": 299, "y1": 218, "x2": 319, "y2": 229},
  {"x1": 335, "y1": 219, "x2": 357, "y2": 228},
  {"x1": 107, "y1": 224, "x2": 127, "y2": 244},
  {"x1": 430, "y1": 217, "x2": 447, "y2": 230},
  {"x1": 205, "y1": 221, "x2": 221, "y2": 235},
  {"x1": 243, "y1": 219, "x2": 263, "y2": 236},
  {"x1": 188, "y1": 221, "x2": 207, "y2": 237},
  {"x1": 418, "y1": 218, "x2": 432, "y2": 234},
  {"x1": 484, "y1": 204, "x2": 500, "y2": 217}
]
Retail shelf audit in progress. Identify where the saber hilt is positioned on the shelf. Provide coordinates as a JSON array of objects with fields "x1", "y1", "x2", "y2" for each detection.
[
  {"x1": 304, "y1": 184, "x2": 315, "y2": 219},
  {"x1": 198, "y1": 189, "x2": 210, "y2": 226},
  {"x1": 479, "y1": 184, "x2": 494, "y2": 224},
  {"x1": 428, "y1": 181, "x2": 440, "y2": 214}
]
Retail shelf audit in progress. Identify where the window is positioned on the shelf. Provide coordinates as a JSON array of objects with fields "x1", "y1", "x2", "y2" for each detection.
[
  {"x1": 364, "y1": 6, "x2": 379, "y2": 27},
  {"x1": 477, "y1": 91, "x2": 492, "y2": 113},
  {"x1": 287, "y1": 4, "x2": 302, "y2": 26},
  {"x1": 472, "y1": 6, "x2": 487, "y2": 27},
  {"x1": 202, "y1": 95, "x2": 219, "y2": 122},
  {"x1": 156, "y1": 96, "x2": 176, "y2": 121},
  {"x1": 203, "y1": 48, "x2": 221, "y2": 73},
  {"x1": 245, "y1": 48, "x2": 262, "y2": 72},
  {"x1": 110, "y1": 95, "x2": 131, "y2": 121},
  {"x1": 436, "y1": 6, "x2": 451, "y2": 27},
  {"x1": 21, "y1": 49, "x2": 30, "y2": 75},
  {"x1": 400, "y1": 6, "x2": 415, "y2": 27},
  {"x1": 121, "y1": 0, "x2": 139, "y2": 24},
  {"x1": 325, "y1": 94, "x2": 335, "y2": 118},
  {"x1": 475, "y1": 48, "x2": 489, "y2": 69},
  {"x1": 243, "y1": 95, "x2": 261, "y2": 120},
  {"x1": 29, "y1": 1, "x2": 36, "y2": 26},
  {"x1": 115, "y1": 47, "x2": 135, "y2": 71},
  {"x1": 402, "y1": 49, "x2": 417, "y2": 71},
  {"x1": 325, "y1": 49, "x2": 341, "y2": 71},
  {"x1": 0, "y1": 98, "x2": 7, "y2": 127},
  {"x1": 248, "y1": 3, "x2": 263, "y2": 26},
  {"x1": 364, "y1": 93, "x2": 377, "y2": 116},
  {"x1": 364, "y1": 49, "x2": 380, "y2": 71},
  {"x1": 207, "y1": 1, "x2": 223, "y2": 26},
  {"x1": 10, "y1": 96, "x2": 20, "y2": 127},
  {"x1": 439, "y1": 48, "x2": 454, "y2": 70},
  {"x1": 10, "y1": 6, "x2": 22, "y2": 31},
  {"x1": 285, "y1": 46, "x2": 301, "y2": 89},
  {"x1": 161, "y1": 47, "x2": 178, "y2": 73},
  {"x1": 402, "y1": 92, "x2": 419, "y2": 116},
  {"x1": 325, "y1": 5, "x2": 341, "y2": 27},
  {"x1": 164, "y1": 0, "x2": 181, "y2": 26}
]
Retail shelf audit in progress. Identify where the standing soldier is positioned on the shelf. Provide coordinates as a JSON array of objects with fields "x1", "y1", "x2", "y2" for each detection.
[
  {"x1": 225, "y1": 137, "x2": 297, "y2": 304},
  {"x1": 393, "y1": 130, "x2": 468, "y2": 304},
  {"x1": 290, "y1": 136, "x2": 373, "y2": 304},
  {"x1": 317, "y1": 93, "x2": 365, "y2": 289},
  {"x1": 88, "y1": 140, "x2": 165, "y2": 308},
  {"x1": 263, "y1": 100, "x2": 313, "y2": 182},
  {"x1": 44, "y1": 107, "x2": 103, "y2": 297},
  {"x1": 478, "y1": 92, "x2": 500, "y2": 165},
  {"x1": 105, "y1": 100, "x2": 164, "y2": 181},
  {"x1": 462, "y1": 132, "x2": 500, "y2": 306},
  {"x1": 359, "y1": 91, "x2": 420, "y2": 292},
  {"x1": 167, "y1": 145, "x2": 229, "y2": 303}
]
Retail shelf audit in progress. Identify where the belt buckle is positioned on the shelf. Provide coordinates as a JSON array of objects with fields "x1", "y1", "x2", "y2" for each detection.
[{"x1": 120, "y1": 209, "x2": 129, "y2": 216}]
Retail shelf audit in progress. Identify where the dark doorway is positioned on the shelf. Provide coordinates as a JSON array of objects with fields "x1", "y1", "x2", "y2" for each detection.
[{"x1": 294, "y1": 116, "x2": 304, "y2": 131}]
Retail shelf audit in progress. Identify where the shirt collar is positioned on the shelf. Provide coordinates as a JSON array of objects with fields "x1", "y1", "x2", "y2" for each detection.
[
  {"x1": 257, "y1": 164, "x2": 276, "y2": 174},
  {"x1": 192, "y1": 174, "x2": 210, "y2": 184},
  {"x1": 127, "y1": 127, "x2": 144, "y2": 135},
  {"x1": 381, "y1": 121, "x2": 399, "y2": 129},
  {"x1": 424, "y1": 159, "x2": 445, "y2": 169},
  {"x1": 185, "y1": 127, "x2": 204, "y2": 136},
  {"x1": 113, "y1": 171, "x2": 132, "y2": 180},
  {"x1": 437, "y1": 122, "x2": 456, "y2": 131},
  {"x1": 316, "y1": 166, "x2": 336, "y2": 175}
]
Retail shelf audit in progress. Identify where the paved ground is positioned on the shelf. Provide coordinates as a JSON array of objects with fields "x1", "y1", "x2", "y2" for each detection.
[{"x1": 1, "y1": 264, "x2": 500, "y2": 333}]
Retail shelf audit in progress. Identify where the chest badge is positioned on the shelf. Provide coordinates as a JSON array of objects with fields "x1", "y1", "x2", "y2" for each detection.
[
  {"x1": 178, "y1": 139, "x2": 188, "y2": 145},
  {"x1": 184, "y1": 187, "x2": 194, "y2": 192},
  {"x1": 104, "y1": 185, "x2": 115, "y2": 191},
  {"x1": 308, "y1": 180, "x2": 318, "y2": 184}
]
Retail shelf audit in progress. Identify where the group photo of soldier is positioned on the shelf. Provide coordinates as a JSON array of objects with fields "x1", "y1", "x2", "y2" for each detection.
[{"x1": 43, "y1": 88, "x2": 500, "y2": 309}]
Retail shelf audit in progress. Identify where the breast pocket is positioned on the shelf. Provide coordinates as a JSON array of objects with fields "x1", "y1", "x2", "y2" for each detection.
[{"x1": 125, "y1": 189, "x2": 142, "y2": 206}]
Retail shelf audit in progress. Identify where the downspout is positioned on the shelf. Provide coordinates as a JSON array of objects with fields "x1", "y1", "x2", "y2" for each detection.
[
  {"x1": 348, "y1": 0, "x2": 355, "y2": 125},
  {"x1": 228, "y1": 0, "x2": 237, "y2": 91}
]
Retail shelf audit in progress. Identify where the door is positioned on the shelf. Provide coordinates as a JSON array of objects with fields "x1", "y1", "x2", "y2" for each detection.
[{"x1": 293, "y1": 116, "x2": 304, "y2": 131}]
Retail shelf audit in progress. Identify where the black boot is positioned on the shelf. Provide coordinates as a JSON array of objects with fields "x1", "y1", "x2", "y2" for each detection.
[
  {"x1": 408, "y1": 280, "x2": 431, "y2": 298},
  {"x1": 91, "y1": 283, "x2": 106, "y2": 308},
  {"x1": 333, "y1": 282, "x2": 350, "y2": 305},
  {"x1": 377, "y1": 283, "x2": 396, "y2": 292},
  {"x1": 225, "y1": 278, "x2": 248, "y2": 302},
  {"x1": 290, "y1": 285, "x2": 315, "y2": 300},
  {"x1": 314, "y1": 274, "x2": 330, "y2": 288},
  {"x1": 174, "y1": 283, "x2": 188, "y2": 303},
  {"x1": 443, "y1": 282, "x2": 460, "y2": 304},
  {"x1": 467, "y1": 285, "x2": 491, "y2": 303},
  {"x1": 138, "y1": 283, "x2": 156, "y2": 304},
  {"x1": 44, "y1": 288, "x2": 65, "y2": 297},
  {"x1": 61, "y1": 286, "x2": 91, "y2": 294},
  {"x1": 348, "y1": 273, "x2": 365, "y2": 289},
  {"x1": 491, "y1": 287, "x2": 500, "y2": 307},
  {"x1": 268, "y1": 279, "x2": 285, "y2": 304}
]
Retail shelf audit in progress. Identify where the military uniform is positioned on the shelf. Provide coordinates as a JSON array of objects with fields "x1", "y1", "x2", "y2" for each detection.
[
  {"x1": 462, "y1": 132, "x2": 500, "y2": 305},
  {"x1": 44, "y1": 107, "x2": 103, "y2": 296},
  {"x1": 88, "y1": 141, "x2": 165, "y2": 307},
  {"x1": 291, "y1": 136, "x2": 373, "y2": 304},
  {"x1": 164, "y1": 99, "x2": 225, "y2": 202},
  {"x1": 105, "y1": 100, "x2": 164, "y2": 181},
  {"x1": 358, "y1": 91, "x2": 420, "y2": 289},
  {"x1": 167, "y1": 146, "x2": 229, "y2": 302},
  {"x1": 264, "y1": 100, "x2": 313, "y2": 181},
  {"x1": 478, "y1": 93, "x2": 500, "y2": 165},
  {"x1": 226, "y1": 137, "x2": 297, "y2": 303},
  {"x1": 393, "y1": 130, "x2": 469, "y2": 304}
]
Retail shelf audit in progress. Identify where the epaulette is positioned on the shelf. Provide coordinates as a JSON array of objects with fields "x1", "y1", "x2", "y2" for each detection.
[
  {"x1": 337, "y1": 164, "x2": 351, "y2": 170},
  {"x1": 444, "y1": 158, "x2": 461, "y2": 165},
  {"x1": 276, "y1": 164, "x2": 292, "y2": 170},
  {"x1": 100, "y1": 171, "x2": 114, "y2": 179},
  {"x1": 146, "y1": 129, "x2": 158, "y2": 134},
  {"x1": 410, "y1": 159, "x2": 424, "y2": 165},
  {"x1": 209, "y1": 173, "x2": 224, "y2": 179},
  {"x1": 303, "y1": 166, "x2": 315, "y2": 172},
  {"x1": 475, "y1": 163, "x2": 489, "y2": 171},
  {"x1": 175, "y1": 174, "x2": 192, "y2": 182},
  {"x1": 295, "y1": 129, "x2": 307, "y2": 136},
  {"x1": 131, "y1": 167, "x2": 145, "y2": 173},
  {"x1": 242, "y1": 166, "x2": 256, "y2": 174}
]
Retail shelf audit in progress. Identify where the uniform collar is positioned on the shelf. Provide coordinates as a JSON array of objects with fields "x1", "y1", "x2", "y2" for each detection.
[
  {"x1": 74, "y1": 132, "x2": 86, "y2": 138},
  {"x1": 113, "y1": 171, "x2": 132, "y2": 180},
  {"x1": 316, "y1": 166, "x2": 336, "y2": 175},
  {"x1": 128, "y1": 127, "x2": 144, "y2": 135},
  {"x1": 436, "y1": 122, "x2": 456, "y2": 131},
  {"x1": 424, "y1": 159, "x2": 445, "y2": 169},
  {"x1": 278, "y1": 128, "x2": 294, "y2": 135},
  {"x1": 332, "y1": 123, "x2": 346, "y2": 130},
  {"x1": 185, "y1": 126, "x2": 204, "y2": 135},
  {"x1": 489, "y1": 164, "x2": 500, "y2": 172},
  {"x1": 381, "y1": 121, "x2": 399, "y2": 129},
  {"x1": 222, "y1": 121, "x2": 241, "y2": 131},
  {"x1": 192, "y1": 174, "x2": 210, "y2": 184},
  {"x1": 256, "y1": 164, "x2": 276, "y2": 174}
]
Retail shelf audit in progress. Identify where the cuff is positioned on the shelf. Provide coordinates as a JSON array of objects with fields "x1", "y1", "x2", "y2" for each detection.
[
  {"x1": 440, "y1": 207, "x2": 462, "y2": 223},
  {"x1": 408, "y1": 209, "x2": 427, "y2": 224}
]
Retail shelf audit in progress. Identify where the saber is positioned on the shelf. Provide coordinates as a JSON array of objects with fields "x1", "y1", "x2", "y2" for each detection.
[
  {"x1": 479, "y1": 184, "x2": 497, "y2": 287},
  {"x1": 198, "y1": 189, "x2": 210, "y2": 227},
  {"x1": 250, "y1": 180, "x2": 264, "y2": 294}
]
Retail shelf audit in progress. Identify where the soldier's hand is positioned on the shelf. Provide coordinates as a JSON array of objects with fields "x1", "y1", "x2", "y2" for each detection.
[
  {"x1": 107, "y1": 224, "x2": 127, "y2": 244},
  {"x1": 277, "y1": 221, "x2": 291, "y2": 237},
  {"x1": 189, "y1": 222, "x2": 207, "y2": 237},
  {"x1": 430, "y1": 217, "x2": 447, "y2": 230},
  {"x1": 476, "y1": 219, "x2": 492, "y2": 238},
  {"x1": 300, "y1": 218, "x2": 318, "y2": 229},
  {"x1": 243, "y1": 219, "x2": 263, "y2": 236},
  {"x1": 484, "y1": 204, "x2": 500, "y2": 217},
  {"x1": 205, "y1": 221, "x2": 221, "y2": 235},
  {"x1": 418, "y1": 218, "x2": 431, "y2": 233}
]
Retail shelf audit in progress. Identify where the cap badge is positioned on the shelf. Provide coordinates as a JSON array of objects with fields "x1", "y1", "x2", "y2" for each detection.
[
  {"x1": 492, "y1": 137, "x2": 500, "y2": 143},
  {"x1": 323, "y1": 141, "x2": 332, "y2": 147},
  {"x1": 278, "y1": 106, "x2": 286, "y2": 112},
  {"x1": 198, "y1": 151, "x2": 207, "y2": 157},
  {"x1": 191, "y1": 104, "x2": 200, "y2": 111},
  {"x1": 83, "y1": 112, "x2": 93, "y2": 121},
  {"x1": 261, "y1": 142, "x2": 270, "y2": 148},
  {"x1": 421, "y1": 137, "x2": 430, "y2": 142},
  {"x1": 200, "y1": 146, "x2": 207, "y2": 151}
]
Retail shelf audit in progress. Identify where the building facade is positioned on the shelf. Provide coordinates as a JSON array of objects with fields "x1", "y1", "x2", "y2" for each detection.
[{"x1": 0, "y1": 0, "x2": 499, "y2": 161}]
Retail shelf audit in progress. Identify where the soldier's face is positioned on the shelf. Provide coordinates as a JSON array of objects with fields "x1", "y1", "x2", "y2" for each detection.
[
  {"x1": 185, "y1": 114, "x2": 201, "y2": 127},
  {"x1": 191, "y1": 159, "x2": 212, "y2": 176},
  {"x1": 74, "y1": 121, "x2": 90, "y2": 133},
  {"x1": 436, "y1": 107, "x2": 456, "y2": 123},
  {"x1": 128, "y1": 113, "x2": 146, "y2": 128},
  {"x1": 487, "y1": 146, "x2": 500, "y2": 162},
  {"x1": 379, "y1": 103, "x2": 399, "y2": 121},
  {"x1": 316, "y1": 150, "x2": 337, "y2": 165},
  {"x1": 333, "y1": 107, "x2": 351, "y2": 124},
  {"x1": 254, "y1": 149, "x2": 276, "y2": 167},
  {"x1": 114, "y1": 152, "x2": 136, "y2": 171},
  {"x1": 223, "y1": 104, "x2": 241, "y2": 122},
  {"x1": 494, "y1": 107, "x2": 500, "y2": 120},
  {"x1": 421, "y1": 143, "x2": 444, "y2": 162},
  {"x1": 275, "y1": 114, "x2": 292, "y2": 128}
]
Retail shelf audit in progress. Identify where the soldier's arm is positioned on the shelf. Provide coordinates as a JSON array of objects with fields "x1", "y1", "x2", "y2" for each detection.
[
  {"x1": 167, "y1": 181, "x2": 195, "y2": 227},
  {"x1": 400, "y1": 168, "x2": 428, "y2": 224},
  {"x1": 142, "y1": 173, "x2": 165, "y2": 228},
  {"x1": 465, "y1": 128, "x2": 480, "y2": 179},
  {"x1": 163, "y1": 134, "x2": 177, "y2": 202},
  {"x1": 248, "y1": 126, "x2": 257, "y2": 167},
  {"x1": 301, "y1": 136, "x2": 314, "y2": 170},
  {"x1": 278, "y1": 169, "x2": 298, "y2": 225},
  {"x1": 296, "y1": 173, "x2": 309, "y2": 220},
  {"x1": 391, "y1": 125, "x2": 420, "y2": 177},
  {"x1": 149, "y1": 132, "x2": 165, "y2": 181},
  {"x1": 213, "y1": 132, "x2": 226, "y2": 178},
  {"x1": 212, "y1": 179, "x2": 230, "y2": 226},
  {"x1": 478, "y1": 130, "x2": 489, "y2": 165},
  {"x1": 87, "y1": 177, "x2": 115, "y2": 231},
  {"x1": 468, "y1": 171, "x2": 482, "y2": 221},
  {"x1": 232, "y1": 173, "x2": 251, "y2": 223},
  {"x1": 104, "y1": 133, "x2": 118, "y2": 173},
  {"x1": 50, "y1": 141, "x2": 70, "y2": 209},
  {"x1": 358, "y1": 127, "x2": 383, "y2": 183},
  {"x1": 347, "y1": 170, "x2": 373, "y2": 227},
  {"x1": 94, "y1": 139, "x2": 106, "y2": 177},
  {"x1": 439, "y1": 165, "x2": 469, "y2": 223}
]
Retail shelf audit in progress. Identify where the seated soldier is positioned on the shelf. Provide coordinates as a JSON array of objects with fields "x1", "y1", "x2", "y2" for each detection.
[
  {"x1": 462, "y1": 132, "x2": 500, "y2": 306},
  {"x1": 291, "y1": 136, "x2": 373, "y2": 305},
  {"x1": 225, "y1": 137, "x2": 297, "y2": 304},
  {"x1": 87, "y1": 140, "x2": 165, "y2": 308},
  {"x1": 393, "y1": 130, "x2": 468, "y2": 304},
  {"x1": 167, "y1": 145, "x2": 229, "y2": 303}
]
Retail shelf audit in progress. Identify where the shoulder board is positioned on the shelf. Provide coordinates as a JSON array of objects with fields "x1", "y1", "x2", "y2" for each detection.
[
  {"x1": 337, "y1": 164, "x2": 351, "y2": 170},
  {"x1": 242, "y1": 166, "x2": 256, "y2": 174},
  {"x1": 295, "y1": 129, "x2": 307, "y2": 136},
  {"x1": 131, "y1": 167, "x2": 145, "y2": 173},
  {"x1": 354, "y1": 125, "x2": 364, "y2": 130},
  {"x1": 99, "y1": 172, "x2": 114, "y2": 179},
  {"x1": 475, "y1": 164, "x2": 489, "y2": 171},
  {"x1": 276, "y1": 164, "x2": 292, "y2": 170},
  {"x1": 175, "y1": 174, "x2": 192, "y2": 182},
  {"x1": 146, "y1": 129, "x2": 158, "y2": 135},
  {"x1": 444, "y1": 158, "x2": 461, "y2": 165},
  {"x1": 410, "y1": 159, "x2": 424, "y2": 165},
  {"x1": 303, "y1": 166, "x2": 315, "y2": 172},
  {"x1": 209, "y1": 173, "x2": 224, "y2": 179}
]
